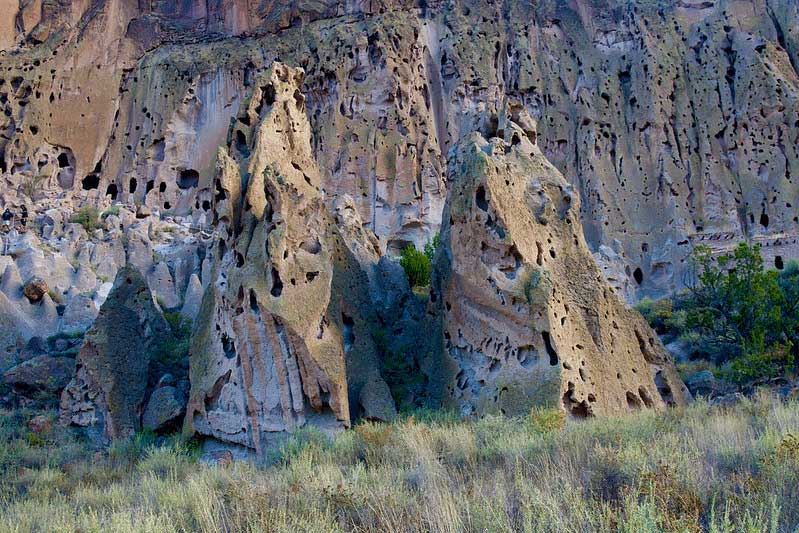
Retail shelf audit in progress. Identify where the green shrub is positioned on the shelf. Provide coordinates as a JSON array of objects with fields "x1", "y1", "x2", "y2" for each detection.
[
  {"x1": 101, "y1": 205, "x2": 120, "y2": 219},
  {"x1": 651, "y1": 243, "x2": 799, "y2": 385},
  {"x1": 400, "y1": 244, "x2": 431, "y2": 288},
  {"x1": 528, "y1": 407, "x2": 566, "y2": 434},
  {"x1": 69, "y1": 206, "x2": 102, "y2": 232},
  {"x1": 635, "y1": 297, "x2": 674, "y2": 334}
]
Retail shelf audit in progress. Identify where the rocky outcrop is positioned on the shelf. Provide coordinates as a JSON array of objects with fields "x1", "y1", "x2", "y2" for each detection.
[
  {"x1": 1, "y1": 1, "x2": 798, "y2": 302},
  {"x1": 4, "y1": 355, "x2": 74, "y2": 397},
  {"x1": 186, "y1": 63, "x2": 394, "y2": 453},
  {"x1": 59, "y1": 266, "x2": 174, "y2": 443},
  {"x1": 428, "y1": 103, "x2": 689, "y2": 417},
  {"x1": 22, "y1": 276, "x2": 47, "y2": 303}
]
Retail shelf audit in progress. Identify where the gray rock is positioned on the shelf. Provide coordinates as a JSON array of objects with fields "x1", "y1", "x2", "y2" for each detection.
[
  {"x1": 180, "y1": 273, "x2": 203, "y2": 323},
  {"x1": 142, "y1": 386, "x2": 185, "y2": 432},
  {"x1": 358, "y1": 375, "x2": 397, "y2": 422},
  {"x1": 4, "y1": 355, "x2": 74, "y2": 395},
  {"x1": 148, "y1": 261, "x2": 179, "y2": 309},
  {"x1": 710, "y1": 393, "x2": 746, "y2": 409},
  {"x1": 59, "y1": 266, "x2": 174, "y2": 442},
  {"x1": 19, "y1": 336, "x2": 47, "y2": 362},
  {"x1": 60, "y1": 294, "x2": 98, "y2": 333},
  {"x1": 684, "y1": 370, "x2": 717, "y2": 397}
]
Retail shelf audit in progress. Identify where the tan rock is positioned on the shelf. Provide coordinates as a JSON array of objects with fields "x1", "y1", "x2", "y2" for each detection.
[
  {"x1": 186, "y1": 63, "x2": 392, "y2": 453},
  {"x1": 428, "y1": 103, "x2": 690, "y2": 418}
]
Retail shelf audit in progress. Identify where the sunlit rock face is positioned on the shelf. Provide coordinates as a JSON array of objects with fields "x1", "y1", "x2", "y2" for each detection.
[
  {"x1": 426, "y1": 101, "x2": 690, "y2": 418},
  {"x1": 185, "y1": 63, "x2": 395, "y2": 453},
  {"x1": 1, "y1": 0, "x2": 797, "y2": 300}
]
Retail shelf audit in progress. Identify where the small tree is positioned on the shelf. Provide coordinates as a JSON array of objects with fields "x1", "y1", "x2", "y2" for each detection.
[
  {"x1": 424, "y1": 233, "x2": 440, "y2": 264},
  {"x1": 400, "y1": 244, "x2": 430, "y2": 288},
  {"x1": 69, "y1": 206, "x2": 102, "y2": 232},
  {"x1": 683, "y1": 243, "x2": 782, "y2": 363}
]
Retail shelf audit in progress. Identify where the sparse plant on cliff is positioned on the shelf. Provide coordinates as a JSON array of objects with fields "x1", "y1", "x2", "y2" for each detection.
[
  {"x1": 400, "y1": 244, "x2": 431, "y2": 288},
  {"x1": 20, "y1": 174, "x2": 48, "y2": 199},
  {"x1": 69, "y1": 206, "x2": 102, "y2": 232}
]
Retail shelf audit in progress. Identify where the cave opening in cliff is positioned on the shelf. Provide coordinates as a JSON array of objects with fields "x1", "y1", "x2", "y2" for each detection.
[
  {"x1": 270, "y1": 267, "x2": 283, "y2": 297},
  {"x1": 81, "y1": 174, "x2": 99, "y2": 190},
  {"x1": 178, "y1": 169, "x2": 199, "y2": 189},
  {"x1": 775, "y1": 255, "x2": 784, "y2": 270},
  {"x1": 262, "y1": 84, "x2": 276, "y2": 107},
  {"x1": 476, "y1": 185, "x2": 488, "y2": 211},
  {"x1": 633, "y1": 267, "x2": 643, "y2": 285},
  {"x1": 235, "y1": 130, "x2": 250, "y2": 157},
  {"x1": 129, "y1": 178, "x2": 137, "y2": 194},
  {"x1": 105, "y1": 183, "x2": 117, "y2": 200},
  {"x1": 542, "y1": 331, "x2": 559, "y2": 366},
  {"x1": 342, "y1": 313, "x2": 355, "y2": 352}
]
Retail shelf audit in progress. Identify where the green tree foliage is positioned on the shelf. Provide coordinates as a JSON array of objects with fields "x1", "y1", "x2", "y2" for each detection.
[
  {"x1": 684, "y1": 243, "x2": 782, "y2": 363},
  {"x1": 400, "y1": 235, "x2": 439, "y2": 289},
  {"x1": 400, "y1": 245, "x2": 430, "y2": 288},
  {"x1": 423, "y1": 233, "x2": 440, "y2": 264},
  {"x1": 640, "y1": 243, "x2": 797, "y2": 384}
]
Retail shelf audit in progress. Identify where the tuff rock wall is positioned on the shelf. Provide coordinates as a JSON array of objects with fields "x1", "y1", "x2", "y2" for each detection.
[
  {"x1": 0, "y1": 0, "x2": 797, "y2": 300},
  {"x1": 427, "y1": 100, "x2": 690, "y2": 417},
  {"x1": 185, "y1": 63, "x2": 397, "y2": 453}
]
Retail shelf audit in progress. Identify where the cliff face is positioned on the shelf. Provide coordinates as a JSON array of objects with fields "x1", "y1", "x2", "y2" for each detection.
[
  {"x1": 1, "y1": 0, "x2": 797, "y2": 300},
  {"x1": 0, "y1": 0, "x2": 794, "y2": 446}
]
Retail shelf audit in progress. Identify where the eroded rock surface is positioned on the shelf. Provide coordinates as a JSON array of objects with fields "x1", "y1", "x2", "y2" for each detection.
[
  {"x1": 428, "y1": 103, "x2": 690, "y2": 417},
  {"x1": 59, "y1": 266, "x2": 174, "y2": 443},
  {"x1": 186, "y1": 64, "x2": 393, "y2": 453},
  {"x1": 0, "y1": 1, "x2": 797, "y2": 301}
]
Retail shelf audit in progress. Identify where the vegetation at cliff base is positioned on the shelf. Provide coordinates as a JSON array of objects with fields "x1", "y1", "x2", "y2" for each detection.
[
  {"x1": 637, "y1": 243, "x2": 799, "y2": 385},
  {"x1": 1, "y1": 395, "x2": 797, "y2": 532}
]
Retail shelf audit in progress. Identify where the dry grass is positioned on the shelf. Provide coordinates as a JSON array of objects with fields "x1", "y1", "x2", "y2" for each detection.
[{"x1": 0, "y1": 395, "x2": 797, "y2": 532}]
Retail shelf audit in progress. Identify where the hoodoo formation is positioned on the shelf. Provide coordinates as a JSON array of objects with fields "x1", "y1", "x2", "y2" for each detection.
[{"x1": 0, "y1": 0, "x2": 797, "y2": 453}]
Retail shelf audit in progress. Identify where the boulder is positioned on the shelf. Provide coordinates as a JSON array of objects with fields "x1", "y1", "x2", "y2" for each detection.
[
  {"x1": 59, "y1": 266, "x2": 174, "y2": 443},
  {"x1": 22, "y1": 276, "x2": 48, "y2": 303},
  {"x1": 684, "y1": 370, "x2": 718, "y2": 397},
  {"x1": 142, "y1": 386, "x2": 185, "y2": 432},
  {"x1": 136, "y1": 205, "x2": 151, "y2": 219},
  {"x1": 4, "y1": 355, "x2": 74, "y2": 395},
  {"x1": 358, "y1": 376, "x2": 398, "y2": 422}
]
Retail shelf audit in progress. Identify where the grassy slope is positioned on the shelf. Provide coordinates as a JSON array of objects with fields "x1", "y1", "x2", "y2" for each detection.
[{"x1": 0, "y1": 397, "x2": 797, "y2": 532}]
